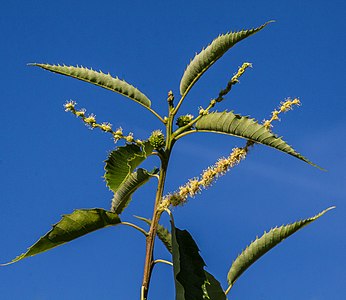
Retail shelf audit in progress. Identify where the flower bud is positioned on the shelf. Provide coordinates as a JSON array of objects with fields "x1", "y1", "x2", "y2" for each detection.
[
  {"x1": 100, "y1": 122, "x2": 112, "y2": 132},
  {"x1": 84, "y1": 114, "x2": 96, "y2": 125},
  {"x1": 176, "y1": 114, "x2": 194, "y2": 128},
  {"x1": 114, "y1": 128, "x2": 123, "y2": 136},
  {"x1": 167, "y1": 90, "x2": 174, "y2": 104},
  {"x1": 64, "y1": 100, "x2": 77, "y2": 112},
  {"x1": 75, "y1": 109, "x2": 86, "y2": 117},
  {"x1": 125, "y1": 135, "x2": 134, "y2": 143},
  {"x1": 149, "y1": 130, "x2": 165, "y2": 149}
]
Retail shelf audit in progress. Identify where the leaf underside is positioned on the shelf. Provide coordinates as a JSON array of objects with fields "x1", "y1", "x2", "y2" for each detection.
[
  {"x1": 137, "y1": 216, "x2": 226, "y2": 299},
  {"x1": 180, "y1": 21, "x2": 271, "y2": 96},
  {"x1": 137, "y1": 216, "x2": 227, "y2": 299},
  {"x1": 31, "y1": 63, "x2": 151, "y2": 108},
  {"x1": 2, "y1": 209, "x2": 121, "y2": 265},
  {"x1": 204, "y1": 272, "x2": 228, "y2": 300},
  {"x1": 104, "y1": 141, "x2": 154, "y2": 193},
  {"x1": 227, "y1": 207, "x2": 335, "y2": 288},
  {"x1": 195, "y1": 111, "x2": 321, "y2": 169},
  {"x1": 111, "y1": 168, "x2": 158, "y2": 214},
  {"x1": 172, "y1": 225, "x2": 207, "y2": 300}
]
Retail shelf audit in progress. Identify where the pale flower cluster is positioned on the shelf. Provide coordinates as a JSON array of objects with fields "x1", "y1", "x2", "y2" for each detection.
[
  {"x1": 163, "y1": 147, "x2": 248, "y2": 207},
  {"x1": 263, "y1": 98, "x2": 301, "y2": 129},
  {"x1": 63, "y1": 100, "x2": 141, "y2": 145}
]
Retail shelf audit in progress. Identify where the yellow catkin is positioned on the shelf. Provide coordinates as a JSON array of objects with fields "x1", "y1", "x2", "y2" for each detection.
[
  {"x1": 75, "y1": 109, "x2": 86, "y2": 117},
  {"x1": 158, "y1": 198, "x2": 171, "y2": 212},
  {"x1": 84, "y1": 114, "x2": 96, "y2": 125},
  {"x1": 263, "y1": 98, "x2": 301, "y2": 129},
  {"x1": 63, "y1": 102, "x2": 143, "y2": 145},
  {"x1": 231, "y1": 62, "x2": 252, "y2": 83},
  {"x1": 64, "y1": 100, "x2": 77, "y2": 112},
  {"x1": 166, "y1": 147, "x2": 248, "y2": 206},
  {"x1": 100, "y1": 122, "x2": 112, "y2": 132}
]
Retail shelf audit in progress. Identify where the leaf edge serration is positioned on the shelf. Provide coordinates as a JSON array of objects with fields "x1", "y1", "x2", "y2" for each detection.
[
  {"x1": 29, "y1": 63, "x2": 152, "y2": 108},
  {"x1": 179, "y1": 21, "x2": 273, "y2": 96},
  {"x1": 227, "y1": 206, "x2": 335, "y2": 287}
]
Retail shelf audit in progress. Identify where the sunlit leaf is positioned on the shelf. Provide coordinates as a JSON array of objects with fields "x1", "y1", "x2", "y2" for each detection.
[
  {"x1": 180, "y1": 22, "x2": 271, "y2": 96},
  {"x1": 2, "y1": 209, "x2": 121, "y2": 265},
  {"x1": 195, "y1": 111, "x2": 321, "y2": 169},
  {"x1": 227, "y1": 207, "x2": 335, "y2": 289},
  {"x1": 104, "y1": 141, "x2": 154, "y2": 193},
  {"x1": 111, "y1": 168, "x2": 158, "y2": 214},
  {"x1": 31, "y1": 63, "x2": 151, "y2": 108}
]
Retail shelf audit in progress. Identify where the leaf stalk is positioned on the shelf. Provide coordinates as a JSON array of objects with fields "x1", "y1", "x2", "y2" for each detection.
[
  {"x1": 120, "y1": 222, "x2": 149, "y2": 236},
  {"x1": 224, "y1": 284, "x2": 233, "y2": 295},
  {"x1": 153, "y1": 259, "x2": 173, "y2": 266}
]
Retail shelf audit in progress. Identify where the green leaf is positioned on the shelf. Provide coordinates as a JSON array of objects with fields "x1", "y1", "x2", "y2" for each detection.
[
  {"x1": 104, "y1": 141, "x2": 154, "y2": 193},
  {"x1": 227, "y1": 207, "x2": 335, "y2": 289},
  {"x1": 204, "y1": 272, "x2": 227, "y2": 300},
  {"x1": 2, "y1": 209, "x2": 121, "y2": 265},
  {"x1": 137, "y1": 216, "x2": 226, "y2": 299},
  {"x1": 111, "y1": 168, "x2": 158, "y2": 214},
  {"x1": 180, "y1": 22, "x2": 271, "y2": 96},
  {"x1": 195, "y1": 111, "x2": 321, "y2": 169},
  {"x1": 31, "y1": 63, "x2": 151, "y2": 108},
  {"x1": 172, "y1": 225, "x2": 207, "y2": 300}
]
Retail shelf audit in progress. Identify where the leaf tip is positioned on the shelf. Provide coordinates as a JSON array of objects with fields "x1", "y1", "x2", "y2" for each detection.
[
  {"x1": 0, "y1": 254, "x2": 24, "y2": 266},
  {"x1": 309, "y1": 161, "x2": 326, "y2": 171},
  {"x1": 312, "y1": 206, "x2": 336, "y2": 221},
  {"x1": 28, "y1": 63, "x2": 47, "y2": 69},
  {"x1": 325, "y1": 206, "x2": 336, "y2": 212}
]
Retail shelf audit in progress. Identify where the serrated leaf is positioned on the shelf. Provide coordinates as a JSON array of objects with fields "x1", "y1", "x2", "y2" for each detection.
[
  {"x1": 111, "y1": 168, "x2": 158, "y2": 214},
  {"x1": 195, "y1": 111, "x2": 321, "y2": 169},
  {"x1": 227, "y1": 207, "x2": 335, "y2": 289},
  {"x1": 137, "y1": 216, "x2": 226, "y2": 299},
  {"x1": 204, "y1": 272, "x2": 227, "y2": 300},
  {"x1": 2, "y1": 209, "x2": 121, "y2": 265},
  {"x1": 172, "y1": 225, "x2": 207, "y2": 300},
  {"x1": 104, "y1": 141, "x2": 154, "y2": 193},
  {"x1": 31, "y1": 63, "x2": 151, "y2": 108},
  {"x1": 180, "y1": 22, "x2": 271, "y2": 96}
]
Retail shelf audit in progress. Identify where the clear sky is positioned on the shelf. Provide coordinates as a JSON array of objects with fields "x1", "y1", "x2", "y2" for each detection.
[{"x1": 1, "y1": 1, "x2": 345, "y2": 299}]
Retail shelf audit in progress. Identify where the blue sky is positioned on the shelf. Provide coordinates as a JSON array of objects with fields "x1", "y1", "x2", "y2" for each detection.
[{"x1": 1, "y1": 1, "x2": 345, "y2": 299}]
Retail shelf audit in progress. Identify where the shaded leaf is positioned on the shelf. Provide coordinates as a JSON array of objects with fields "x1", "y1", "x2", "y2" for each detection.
[
  {"x1": 2, "y1": 209, "x2": 121, "y2": 265},
  {"x1": 227, "y1": 207, "x2": 335, "y2": 289},
  {"x1": 180, "y1": 22, "x2": 271, "y2": 96},
  {"x1": 204, "y1": 272, "x2": 227, "y2": 300},
  {"x1": 31, "y1": 63, "x2": 151, "y2": 108},
  {"x1": 137, "y1": 216, "x2": 227, "y2": 299},
  {"x1": 172, "y1": 225, "x2": 207, "y2": 300},
  {"x1": 195, "y1": 111, "x2": 321, "y2": 169},
  {"x1": 104, "y1": 141, "x2": 154, "y2": 193},
  {"x1": 111, "y1": 168, "x2": 158, "y2": 214}
]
